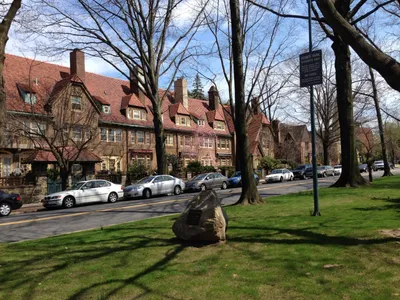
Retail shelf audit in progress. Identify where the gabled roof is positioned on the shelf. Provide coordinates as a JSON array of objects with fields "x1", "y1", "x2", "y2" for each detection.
[
  {"x1": 4, "y1": 53, "x2": 232, "y2": 137},
  {"x1": 92, "y1": 95, "x2": 110, "y2": 106},
  {"x1": 120, "y1": 93, "x2": 146, "y2": 110},
  {"x1": 169, "y1": 103, "x2": 190, "y2": 117},
  {"x1": 280, "y1": 124, "x2": 310, "y2": 144}
]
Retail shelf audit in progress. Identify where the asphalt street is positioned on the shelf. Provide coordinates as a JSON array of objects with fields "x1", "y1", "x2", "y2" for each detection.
[{"x1": 0, "y1": 170, "x2": 397, "y2": 243}]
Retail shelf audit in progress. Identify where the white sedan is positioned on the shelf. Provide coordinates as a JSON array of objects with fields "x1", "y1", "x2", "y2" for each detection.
[
  {"x1": 42, "y1": 180, "x2": 123, "y2": 208},
  {"x1": 265, "y1": 168, "x2": 294, "y2": 183}
]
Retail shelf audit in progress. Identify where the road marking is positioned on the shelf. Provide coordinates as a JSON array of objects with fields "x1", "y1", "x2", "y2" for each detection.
[{"x1": 0, "y1": 198, "x2": 190, "y2": 227}]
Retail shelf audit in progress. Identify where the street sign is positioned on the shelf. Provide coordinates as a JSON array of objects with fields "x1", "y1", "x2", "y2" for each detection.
[{"x1": 300, "y1": 50, "x2": 322, "y2": 87}]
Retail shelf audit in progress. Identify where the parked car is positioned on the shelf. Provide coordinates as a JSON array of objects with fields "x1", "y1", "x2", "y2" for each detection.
[
  {"x1": 304, "y1": 167, "x2": 314, "y2": 178},
  {"x1": 373, "y1": 160, "x2": 384, "y2": 171},
  {"x1": 265, "y1": 169, "x2": 294, "y2": 183},
  {"x1": 292, "y1": 164, "x2": 312, "y2": 180},
  {"x1": 42, "y1": 180, "x2": 123, "y2": 208},
  {"x1": 333, "y1": 165, "x2": 342, "y2": 175},
  {"x1": 359, "y1": 163, "x2": 368, "y2": 173},
  {"x1": 227, "y1": 171, "x2": 259, "y2": 187},
  {"x1": 316, "y1": 165, "x2": 335, "y2": 177},
  {"x1": 184, "y1": 172, "x2": 228, "y2": 192},
  {"x1": 124, "y1": 175, "x2": 185, "y2": 199},
  {"x1": 0, "y1": 190, "x2": 23, "y2": 216}
]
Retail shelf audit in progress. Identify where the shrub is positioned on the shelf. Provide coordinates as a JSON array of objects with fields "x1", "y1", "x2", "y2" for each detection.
[
  {"x1": 220, "y1": 166, "x2": 235, "y2": 177},
  {"x1": 202, "y1": 165, "x2": 216, "y2": 173},
  {"x1": 185, "y1": 161, "x2": 203, "y2": 175},
  {"x1": 126, "y1": 162, "x2": 149, "y2": 183},
  {"x1": 259, "y1": 156, "x2": 279, "y2": 174}
]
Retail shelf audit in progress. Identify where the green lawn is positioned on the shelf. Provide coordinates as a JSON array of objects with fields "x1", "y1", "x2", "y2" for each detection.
[{"x1": 1, "y1": 177, "x2": 399, "y2": 300}]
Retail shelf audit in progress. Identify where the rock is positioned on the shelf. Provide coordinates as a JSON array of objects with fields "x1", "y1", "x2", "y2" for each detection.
[
  {"x1": 172, "y1": 190, "x2": 228, "y2": 243},
  {"x1": 323, "y1": 264, "x2": 340, "y2": 269}
]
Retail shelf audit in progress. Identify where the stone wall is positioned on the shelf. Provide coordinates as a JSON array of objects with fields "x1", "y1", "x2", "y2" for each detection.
[{"x1": 0, "y1": 176, "x2": 47, "y2": 204}]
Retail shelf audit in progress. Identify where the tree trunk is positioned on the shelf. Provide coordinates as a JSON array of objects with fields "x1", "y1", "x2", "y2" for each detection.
[
  {"x1": 367, "y1": 163, "x2": 373, "y2": 183},
  {"x1": 0, "y1": 0, "x2": 22, "y2": 146},
  {"x1": 152, "y1": 99, "x2": 167, "y2": 174},
  {"x1": 331, "y1": 37, "x2": 367, "y2": 187},
  {"x1": 323, "y1": 140, "x2": 329, "y2": 165},
  {"x1": 230, "y1": 0, "x2": 262, "y2": 205},
  {"x1": 60, "y1": 168, "x2": 69, "y2": 191},
  {"x1": 368, "y1": 67, "x2": 392, "y2": 177}
]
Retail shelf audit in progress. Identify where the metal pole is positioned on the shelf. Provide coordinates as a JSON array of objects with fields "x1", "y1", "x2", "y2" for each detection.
[{"x1": 308, "y1": 0, "x2": 320, "y2": 216}]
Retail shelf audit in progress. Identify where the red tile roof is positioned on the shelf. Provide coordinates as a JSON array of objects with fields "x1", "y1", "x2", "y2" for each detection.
[
  {"x1": 169, "y1": 103, "x2": 190, "y2": 117},
  {"x1": 23, "y1": 148, "x2": 101, "y2": 163},
  {"x1": 92, "y1": 95, "x2": 110, "y2": 105},
  {"x1": 120, "y1": 93, "x2": 146, "y2": 110},
  {"x1": 4, "y1": 53, "x2": 232, "y2": 137}
]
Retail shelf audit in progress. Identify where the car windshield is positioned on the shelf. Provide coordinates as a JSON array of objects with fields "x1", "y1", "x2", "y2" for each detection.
[
  {"x1": 317, "y1": 166, "x2": 325, "y2": 170},
  {"x1": 272, "y1": 169, "x2": 282, "y2": 174},
  {"x1": 232, "y1": 171, "x2": 241, "y2": 178},
  {"x1": 295, "y1": 165, "x2": 305, "y2": 170},
  {"x1": 137, "y1": 176, "x2": 155, "y2": 184},
  {"x1": 334, "y1": 166, "x2": 341, "y2": 169},
  {"x1": 67, "y1": 182, "x2": 85, "y2": 190},
  {"x1": 192, "y1": 174, "x2": 207, "y2": 181}
]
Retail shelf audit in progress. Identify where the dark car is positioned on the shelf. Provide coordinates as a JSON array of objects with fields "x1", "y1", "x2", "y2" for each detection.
[
  {"x1": 359, "y1": 164, "x2": 368, "y2": 173},
  {"x1": 0, "y1": 190, "x2": 23, "y2": 216},
  {"x1": 292, "y1": 164, "x2": 312, "y2": 180},
  {"x1": 227, "y1": 171, "x2": 259, "y2": 187}
]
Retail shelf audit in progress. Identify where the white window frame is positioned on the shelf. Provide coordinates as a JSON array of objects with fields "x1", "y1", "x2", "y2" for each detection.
[
  {"x1": 137, "y1": 131, "x2": 144, "y2": 144},
  {"x1": 165, "y1": 134, "x2": 174, "y2": 146},
  {"x1": 215, "y1": 121, "x2": 225, "y2": 130},
  {"x1": 103, "y1": 105, "x2": 110, "y2": 114},
  {"x1": 71, "y1": 96, "x2": 82, "y2": 111}
]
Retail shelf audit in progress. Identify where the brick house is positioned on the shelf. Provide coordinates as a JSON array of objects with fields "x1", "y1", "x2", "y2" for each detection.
[{"x1": 1, "y1": 50, "x2": 242, "y2": 176}]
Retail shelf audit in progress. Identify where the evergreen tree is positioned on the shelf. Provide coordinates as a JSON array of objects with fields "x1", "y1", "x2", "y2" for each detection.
[{"x1": 189, "y1": 73, "x2": 206, "y2": 100}]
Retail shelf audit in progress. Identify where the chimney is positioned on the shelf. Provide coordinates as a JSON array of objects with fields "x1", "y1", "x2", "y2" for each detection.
[
  {"x1": 130, "y1": 67, "x2": 146, "y2": 105},
  {"x1": 271, "y1": 119, "x2": 281, "y2": 144},
  {"x1": 251, "y1": 97, "x2": 260, "y2": 115},
  {"x1": 70, "y1": 49, "x2": 85, "y2": 83},
  {"x1": 208, "y1": 86, "x2": 219, "y2": 111},
  {"x1": 174, "y1": 77, "x2": 188, "y2": 110}
]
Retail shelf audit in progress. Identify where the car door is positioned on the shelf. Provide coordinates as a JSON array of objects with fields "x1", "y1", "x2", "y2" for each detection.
[
  {"x1": 204, "y1": 174, "x2": 213, "y2": 189},
  {"x1": 215, "y1": 173, "x2": 224, "y2": 188},
  {"x1": 80, "y1": 181, "x2": 97, "y2": 203},
  {"x1": 152, "y1": 176, "x2": 164, "y2": 195},
  {"x1": 283, "y1": 169, "x2": 289, "y2": 180},
  {"x1": 162, "y1": 176, "x2": 175, "y2": 194},
  {"x1": 94, "y1": 180, "x2": 111, "y2": 202}
]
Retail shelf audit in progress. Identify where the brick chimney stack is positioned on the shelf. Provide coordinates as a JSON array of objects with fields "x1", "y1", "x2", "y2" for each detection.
[
  {"x1": 130, "y1": 67, "x2": 146, "y2": 105},
  {"x1": 208, "y1": 86, "x2": 219, "y2": 111},
  {"x1": 174, "y1": 77, "x2": 188, "y2": 110},
  {"x1": 70, "y1": 49, "x2": 85, "y2": 83},
  {"x1": 251, "y1": 97, "x2": 261, "y2": 115}
]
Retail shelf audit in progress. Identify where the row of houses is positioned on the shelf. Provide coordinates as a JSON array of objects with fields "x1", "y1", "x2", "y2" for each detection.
[{"x1": 0, "y1": 49, "x2": 338, "y2": 179}]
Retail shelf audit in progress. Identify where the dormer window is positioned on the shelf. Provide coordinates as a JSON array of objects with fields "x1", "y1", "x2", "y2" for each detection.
[
  {"x1": 71, "y1": 96, "x2": 82, "y2": 110},
  {"x1": 17, "y1": 85, "x2": 37, "y2": 104},
  {"x1": 24, "y1": 93, "x2": 37, "y2": 104},
  {"x1": 128, "y1": 108, "x2": 146, "y2": 120},
  {"x1": 103, "y1": 105, "x2": 110, "y2": 114},
  {"x1": 215, "y1": 121, "x2": 225, "y2": 130},
  {"x1": 198, "y1": 120, "x2": 205, "y2": 126},
  {"x1": 177, "y1": 115, "x2": 191, "y2": 127}
]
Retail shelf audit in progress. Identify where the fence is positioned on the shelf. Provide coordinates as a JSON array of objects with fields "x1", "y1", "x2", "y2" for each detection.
[
  {"x1": 95, "y1": 173, "x2": 122, "y2": 184},
  {"x1": 0, "y1": 177, "x2": 24, "y2": 187}
]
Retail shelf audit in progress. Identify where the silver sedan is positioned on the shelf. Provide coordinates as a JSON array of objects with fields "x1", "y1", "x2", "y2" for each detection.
[{"x1": 123, "y1": 175, "x2": 185, "y2": 199}]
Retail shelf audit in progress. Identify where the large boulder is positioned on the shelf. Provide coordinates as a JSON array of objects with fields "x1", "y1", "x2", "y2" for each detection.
[{"x1": 172, "y1": 190, "x2": 228, "y2": 243}]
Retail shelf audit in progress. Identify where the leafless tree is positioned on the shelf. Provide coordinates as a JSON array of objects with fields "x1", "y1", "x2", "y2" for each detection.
[
  {"x1": 0, "y1": 0, "x2": 21, "y2": 146},
  {"x1": 27, "y1": 0, "x2": 208, "y2": 174}
]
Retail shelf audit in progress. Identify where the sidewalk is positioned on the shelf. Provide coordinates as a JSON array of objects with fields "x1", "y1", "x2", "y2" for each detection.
[{"x1": 13, "y1": 202, "x2": 45, "y2": 215}]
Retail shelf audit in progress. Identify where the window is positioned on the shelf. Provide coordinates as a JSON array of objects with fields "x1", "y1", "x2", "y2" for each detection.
[
  {"x1": 131, "y1": 131, "x2": 136, "y2": 144},
  {"x1": 72, "y1": 127, "x2": 82, "y2": 141},
  {"x1": 71, "y1": 96, "x2": 82, "y2": 110},
  {"x1": 201, "y1": 157, "x2": 212, "y2": 166},
  {"x1": 177, "y1": 116, "x2": 190, "y2": 127},
  {"x1": 165, "y1": 134, "x2": 174, "y2": 146},
  {"x1": 215, "y1": 121, "x2": 225, "y2": 130},
  {"x1": 133, "y1": 154, "x2": 151, "y2": 168},
  {"x1": 184, "y1": 136, "x2": 191, "y2": 147},
  {"x1": 137, "y1": 131, "x2": 144, "y2": 143},
  {"x1": 31, "y1": 122, "x2": 46, "y2": 135},
  {"x1": 133, "y1": 109, "x2": 141, "y2": 119},
  {"x1": 198, "y1": 120, "x2": 205, "y2": 126},
  {"x1": 108, "y1": 129, "x2": 115, "y2": 142},
  {"x1": 201, "y1": 137, "x2": 213, "y2": 148},
  {"x1": 115, "y1": 129, "x2": 122, "y2": 142},
  {"x1": 145, "y1": 132, "x2": 150, "y2": 144},
  {"x1": 24, "y1": 93, "x2": 37, "y2": 104},
  {"x1": 101, "y1": 128, "x2": 107, "y2": 141},
  {"x1": 217, "y1": 138, "x2": 230, "y2": 149},
  {"x1": 103, "y1": 105, "x2": 110, "y2": 114}
]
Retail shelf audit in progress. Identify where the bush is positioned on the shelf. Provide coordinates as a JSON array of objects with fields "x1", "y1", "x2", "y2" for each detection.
[
  {"x1": 258, "y1": 157, "x2": 279, "y2": 174},
  {"x1": 220, "y1": 166, "x2": 235, "y2": 177},
  {"x1": 202, "y1": 165, "x2": 216, "y2": 173},
  {"x1": 126, "y1": 162, "x2": 149, "y2": 184},
  {"x1": 47, "y1": 168, "x2": 60, "y2": 180},
  {"x1": 185, "y1": 161, "x2": 203, "y2": 175}
]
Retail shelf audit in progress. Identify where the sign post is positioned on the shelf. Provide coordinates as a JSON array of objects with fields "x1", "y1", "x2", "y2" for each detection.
[{"x1": 299, "y1": 0, "x2": 322, "y2": 216}]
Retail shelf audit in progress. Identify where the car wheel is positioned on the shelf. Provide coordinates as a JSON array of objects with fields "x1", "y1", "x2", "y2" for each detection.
[
  {"x1": 280, "y1": 177, "x2": 283, "y2": 182},
  {"x1": 302, "y1": 174, "x2": 307, "y2": 180},
  {"x1": 221, "y1": 181, "x2": 228, "y2": 190},
  {"x1": 0, "y1": 202, "x2": 12, "y2": 217},
  {"x1": 143, "y1": 189, "x2": 152, "y2": 199},
  {"x1": 63, "y1": 196, "x2": 75, "y2": 208},
  {"x1": 174, "y1": 185, "x2": 181, "y2": 195},
  {"x1": 200, "y1": 184, "x2": 206, "y2": 191},
  {"x1": 323, "y1": 172, "x2": 327, "y2": 177},
  {"x1": 108, "y1": 192, "x2": 118, "y2": 203},
  {"x1": 290, "y1": 176, "x2": 293, "y2": 181}
]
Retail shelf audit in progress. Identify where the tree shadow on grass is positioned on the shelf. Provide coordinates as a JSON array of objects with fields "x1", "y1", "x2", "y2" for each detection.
[{"x1": 353, "y1": 197, "x2": 400, "y2": 212}]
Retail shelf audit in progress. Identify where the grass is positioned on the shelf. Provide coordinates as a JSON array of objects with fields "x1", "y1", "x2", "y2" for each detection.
[{"x1": 1, "y1": 176, "x2": 399, "y2": 300}]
